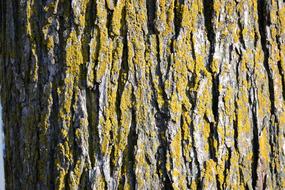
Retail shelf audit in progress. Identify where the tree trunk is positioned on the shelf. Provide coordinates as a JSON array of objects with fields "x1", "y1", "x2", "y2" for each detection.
[{"x1": 1, "y1": 0, "x2": 285, "y2": 189}]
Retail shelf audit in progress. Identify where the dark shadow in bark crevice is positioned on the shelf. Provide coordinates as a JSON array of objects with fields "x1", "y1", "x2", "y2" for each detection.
[
  {"x1": 127, "y1": 105, "x2": 138, "y2": 189},
  {"x1": 202, "y1": 0, "x2": 219, "y2": 124},
  {"x1": 174, "y1": 0, "x2": 184, "y2": 38},
  {"x1": 146, "y1": 0, "x2": 156, "y2": 35},
  {"x1": 257, "y1": 1, "x2": 277, "y2": 188}
]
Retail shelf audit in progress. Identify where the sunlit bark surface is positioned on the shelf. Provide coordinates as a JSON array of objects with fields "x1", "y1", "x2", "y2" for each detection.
[{"x1": 1, "y1": 0, "x2": 285, "y2": 189}]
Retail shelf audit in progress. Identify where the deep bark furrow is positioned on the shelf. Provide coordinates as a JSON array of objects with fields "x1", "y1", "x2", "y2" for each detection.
[{"x1": 257, "y1": 0, "x2": 275, "y2": 116}]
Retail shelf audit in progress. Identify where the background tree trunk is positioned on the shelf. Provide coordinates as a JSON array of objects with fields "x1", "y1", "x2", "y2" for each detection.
[{"x1": 1, "y1": 0, "x2": 285, "y2": 189}]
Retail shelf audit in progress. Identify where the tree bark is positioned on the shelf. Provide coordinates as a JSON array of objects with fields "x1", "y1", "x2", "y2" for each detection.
[{"x1": 1, "y1": 0, "x2": 285, "y2": 189}]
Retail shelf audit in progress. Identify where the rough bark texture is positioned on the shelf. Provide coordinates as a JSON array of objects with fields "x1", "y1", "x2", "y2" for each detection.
[{"x1": 1, "y1": 0, "x2": 285, "y2": 189}]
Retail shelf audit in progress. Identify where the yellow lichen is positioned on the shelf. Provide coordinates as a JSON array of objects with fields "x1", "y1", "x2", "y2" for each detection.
[{"x1": 259, "y1": 129, "x2": 269, "y2": 162}]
